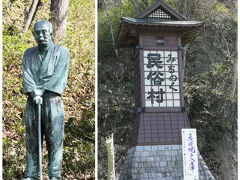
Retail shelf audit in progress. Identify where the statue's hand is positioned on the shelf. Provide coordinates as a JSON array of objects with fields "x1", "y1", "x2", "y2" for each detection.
[
  {"x1": 34, "y1": 96, "x2": 43, "y2": 105},
  {"x1": 35, "y1": 89, "x2": 45, "y2": 96},
  {"x1": 30, "y1": 89, "x2": 45, "y2": 98}
]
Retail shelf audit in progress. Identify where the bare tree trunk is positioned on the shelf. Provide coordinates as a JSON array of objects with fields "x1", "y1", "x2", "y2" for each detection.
[
  {"x1": 129, "y1": 0, "x2": 139, "y2": 14},
  {"x1": 134, "y1": 0, "x2": 145, "y2": 11},
  {"x1": 141, "y1": 0, "x2": 149, "y2": 7},
  {"x1": 50, "y1": 0, "x2": 69, "y2": 41},
  {"x1": 22, "y1": 0, "x2": 39, "y2": 33},
  {"x1": 178, "y1": 0, "x2": 188, "y2": 18},
  {"x1": 103, "y1": 0, "x2": 119, "y2": 59},
  {"x1": 182, "y1": 44, "x2": 188, "y2": 77},
  {"x1": 230, "y1": 52, "x2": 237, "y2": 98},
  {"x1": 181, "y1": 0, "x2": 188, "y2": 77},
  {"x1": 183, "y1": 0, "x2": 188, "y2": 17}
]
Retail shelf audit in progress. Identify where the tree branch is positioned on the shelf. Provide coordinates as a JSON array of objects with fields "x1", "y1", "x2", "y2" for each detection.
[
  {"x1": 22, "y1": 0, "x2": 39, "y2": 33},
  {"x1": 103, "y1": 0, "x2": 119, "y2": 59}
]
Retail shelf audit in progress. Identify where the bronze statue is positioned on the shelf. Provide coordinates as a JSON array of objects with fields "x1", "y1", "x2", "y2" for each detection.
[{"x1": 22, "y1": 20, "x2": 69, "y2": 180}]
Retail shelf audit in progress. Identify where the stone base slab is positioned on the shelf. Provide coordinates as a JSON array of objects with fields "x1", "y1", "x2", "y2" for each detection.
[{"x1": 119, "y1": 145, "x2": 215, "y2": 180}]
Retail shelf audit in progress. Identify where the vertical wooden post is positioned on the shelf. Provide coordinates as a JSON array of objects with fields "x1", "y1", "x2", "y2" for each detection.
[{"x1": 106, "y1": 134, "x2": 115, "y2": 180}]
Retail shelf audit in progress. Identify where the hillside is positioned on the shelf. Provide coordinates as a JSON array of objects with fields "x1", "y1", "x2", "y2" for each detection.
[
  {"x1": 3, "y1": 0, "x2": 95, "y2": 179},
  {"x1": 98, "y1": 0, "x2": 237, "y2": 179}
]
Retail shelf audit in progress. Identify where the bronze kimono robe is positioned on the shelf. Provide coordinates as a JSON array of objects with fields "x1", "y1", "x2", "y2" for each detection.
[{"x1": 22, "y1": 44, "x2": 69, "y2": 179}]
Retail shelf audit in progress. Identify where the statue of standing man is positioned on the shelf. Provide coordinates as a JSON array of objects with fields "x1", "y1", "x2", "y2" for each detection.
[{"x1": 22, "y1": 20, "x2": 69, "y2": 180}]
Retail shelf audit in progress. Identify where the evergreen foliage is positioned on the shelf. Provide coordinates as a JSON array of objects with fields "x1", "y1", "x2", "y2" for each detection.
[
  {"x1": 3, "y1": 0, "x2": 95, "y2": 179},
  {"x1": 98, "y1": 0, "x2": 237, "y2": 179}
]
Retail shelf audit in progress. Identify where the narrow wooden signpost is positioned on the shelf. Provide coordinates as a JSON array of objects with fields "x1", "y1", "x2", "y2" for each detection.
[{"x1": 106, "y1": 134, "x2": 116, "y2": 180}]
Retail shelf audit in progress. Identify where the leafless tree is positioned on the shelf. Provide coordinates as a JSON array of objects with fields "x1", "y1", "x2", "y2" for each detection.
[{"x1": 103, "y1": 0, "x2": 119, "y2": 59}]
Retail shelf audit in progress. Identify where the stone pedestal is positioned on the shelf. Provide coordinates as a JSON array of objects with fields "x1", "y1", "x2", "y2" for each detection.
[{"x1": 119, "y1": 145, "x2": 215, "y2": 180}]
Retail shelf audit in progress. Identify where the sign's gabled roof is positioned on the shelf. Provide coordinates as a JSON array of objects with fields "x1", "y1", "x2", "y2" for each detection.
[
  {"x1": 116, "y1": 0, "x2": 203, "y2": 48},
  {"x1": 122, "y1": 17, "x2": 202, "y2": 26},
  {"x1": 136, "y1": 0, "x2": 187, "y2": 20}
]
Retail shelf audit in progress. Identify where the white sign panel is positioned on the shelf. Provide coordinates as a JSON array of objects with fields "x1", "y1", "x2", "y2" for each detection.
[
  {"x1": 143, "y1": 50, "x2": 180, "y2": 107},
  {"x1": 182, "y1": 129, "x2": 199, "y2": 180}
]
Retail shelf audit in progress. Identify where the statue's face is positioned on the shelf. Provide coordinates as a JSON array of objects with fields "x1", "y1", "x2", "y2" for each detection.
[{"x1": 33, "y1": 23, "x2": 52, "y2": 47}]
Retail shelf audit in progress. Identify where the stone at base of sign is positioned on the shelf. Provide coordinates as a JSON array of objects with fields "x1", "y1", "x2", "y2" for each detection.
[{"x1": 119, "y1": 145, "x2": 214, "y2": 180}]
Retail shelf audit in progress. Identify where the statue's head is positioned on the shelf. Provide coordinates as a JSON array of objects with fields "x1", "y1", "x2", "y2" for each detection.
[{"x1": 33, "y1": 20, "x2": 53, "y2": 47}]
